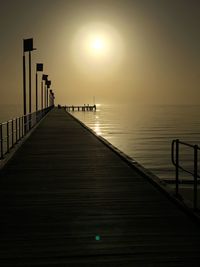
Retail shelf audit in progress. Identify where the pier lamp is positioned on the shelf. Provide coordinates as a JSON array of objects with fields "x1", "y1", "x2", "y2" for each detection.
[
  {"x1": 36, "y1": 63, "x2": 43, "y2": 112},
  {"x1": 42, "y1": 74, "x2": 48, "y2": 109},
  {"x1": 52, "y1": 92, "x2": 55, "y2": 106},
  {"x1": 51, "y1": 90, "x2": 55, "y2": 107},
  {"x1": 46, "y1": 80, "x2": 51, "y2": 107},
  {"x1": 23, "y1": 38, "x2": 36, "y2": 114},
  {"x1": 49, "y1": 90, "x2": 55, "y2": 107},
  {"x1": 23, "y1": 38, "x2": 36, "y2": 131},
  {"x1": 49, "y1": 90, "x2": 53, "y2": 107}
]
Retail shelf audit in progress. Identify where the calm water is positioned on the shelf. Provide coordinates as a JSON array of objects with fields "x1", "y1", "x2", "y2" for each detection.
[{"x1": 72, "y1": 104, "x2": 200, "y2": 182}]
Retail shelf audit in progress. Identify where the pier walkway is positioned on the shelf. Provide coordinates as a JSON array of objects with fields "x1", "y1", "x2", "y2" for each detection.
[{"x1": 0, "y1": 108, "x2": 200, "y2": 266}]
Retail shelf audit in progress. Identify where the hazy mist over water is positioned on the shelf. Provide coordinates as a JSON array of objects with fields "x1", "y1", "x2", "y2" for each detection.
[
  {"x1": 72, "y1": 104, "x2": 200, "y2": 181},
  {"x1": 0, "y1": 104, "x2": 23, "y2": 123},
  {"x1": 0, "y1": 0, "x2": 200, "y2": 106}
]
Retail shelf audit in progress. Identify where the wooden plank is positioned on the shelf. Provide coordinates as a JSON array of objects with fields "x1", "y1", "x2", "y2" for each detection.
[{"x1": 0, "y1": 108, "x2": 200, "y2": 266}]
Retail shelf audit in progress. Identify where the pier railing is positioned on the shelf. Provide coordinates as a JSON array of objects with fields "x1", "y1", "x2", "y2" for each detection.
[
  {"x1": 65, "y1": 105, "x2": 96, "y2": 112},
  {"x1": 171, "y1": 139, "x2": 200, "y2": 210},
  {"x1": 0, "y1": 106, "x2": 53, "y2": 160}
]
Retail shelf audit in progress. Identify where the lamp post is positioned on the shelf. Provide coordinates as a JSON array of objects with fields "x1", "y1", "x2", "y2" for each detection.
[
  {"x1": 50, "y1": 89, "x2": 55, "y2": 107},
  {"x1": 41, "y1": 80, "x2": 43, "y2": 110},
  {"x1": 53, "y1": 92, "x2": 55, "y2": 106},
  {"x1": 23, "y1": 38, "x2": 36, "y2": 131},
  {"x1": 23, "y1": 48, "x2": 26, "y2": 121},
  {"x1": 42, "y1": 74, "x2": 48, "y2": 109},
  {"x1": 49, "y1": 89, "x2": 54, "y2": 107},
  {"x1": 46, "y1": 80, "x2": 51, "y2": 108},
  {"x1": 36, "y1": 63, "x2": 43, "y2": 112},
  {"x1": 49, "y1": 90, "x2": 52, "y2": 107}
]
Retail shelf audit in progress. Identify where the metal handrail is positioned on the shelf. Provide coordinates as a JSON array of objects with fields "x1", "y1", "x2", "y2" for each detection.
[
  {"x1": 171, "y1": 139, "x2": 200, "y2": 210},
  {"x1": 0, "y1": 106, "x2": 53, "y2": 160}
]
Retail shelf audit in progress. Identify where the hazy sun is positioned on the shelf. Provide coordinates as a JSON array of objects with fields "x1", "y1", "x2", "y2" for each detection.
[
  {"x1": 71, "y1": 22, "x2": 124, "y2": 73},
  {"x1": 87, "y1": 34, "x2": 108, "y2": 57},
  {"x1": 91, "y1": 37, "x2": 105, "y2": 52}
]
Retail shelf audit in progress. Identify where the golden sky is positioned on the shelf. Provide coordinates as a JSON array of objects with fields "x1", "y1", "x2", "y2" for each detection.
[{"x1": 0, "y1": 0, "x2": 200, "y2": 107}]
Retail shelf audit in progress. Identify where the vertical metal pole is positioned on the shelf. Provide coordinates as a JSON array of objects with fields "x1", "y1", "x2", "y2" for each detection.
[
  {"x1": 36, "y1": 72, "x2": 38, "y2": 112},
  {"x1": 12, "y1": 119, "x2": 14, "y2": 147},
  {"x1": 41, "y1": 81, "x2": 43, "y2": 110},
  {"x1": 47, "y1": 88, "x2": 49, "y2": 108},
  {"x1": 175, "y1": 139, "x2": 179, "y2": 196},
  {"x1": 22, "y1": 116, "x2": 24, "y2": 137},
  {"x1": 23, "y1": 53, "x2": 27, "y2": 134},
  {"x1": 23, "y1": 116, "x2": 25, "y2": 136},
  {"x1": 19, "y1": 117, "x2": 21, "y2": 140},
  {"x1": 16, "y1": 119, "x2": 18, "y2": 142},
  {"x1": 29, "y1": 51, "x2": 32, "y2": 129},
  {"x1": 0, "y1": 124, "x2": 3, "y2": 159},
  {"x1": 194, "y1": 145, "x2": 198, "y2": 210},
  {"x1": 44, "y1": 84, "x2": 47, "y2": 109},
  {"x1": 29, "y1": 51, "x2": 32, "y2": 114},
  {"x1": 36, "y1": 72, "x2": 38, "y2": 123},
  {"x1": 7, "y1": 122, "x2": 9, "y2": 153}
]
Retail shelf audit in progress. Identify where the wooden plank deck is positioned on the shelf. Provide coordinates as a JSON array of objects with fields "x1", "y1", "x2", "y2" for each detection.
[{"x1": 0, "y1": 107, "x2": 200, "y2": 266}]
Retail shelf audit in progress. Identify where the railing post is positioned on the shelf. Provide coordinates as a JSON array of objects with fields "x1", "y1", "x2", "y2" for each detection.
[
  {"x1": 35, "y1": 111, "x2": 38, "y2": 123},
  {"x1": 24, "y1": 116, "x2": 27, "y2": 135},
  {"x1": 22, "y1": 116, "x2": 24, "y2": 137},
  {"x1": 16, "y1": 118, "x2": 18, "y2": 142},
  {"x1": 19, "y1": 117, "x2": 21, "y2": 140},
  {"x1": 7, "y1": 122, "x2": 9, "y2": 153},
  {"x1": 29, "y1": 113, "x2": 30, "y2": 131},
  {"x1": 11, "y1": 119, "x2": 14, "y2": 147},
  {"x1": 194, "y1": 145, "x2": 198, "y2": 210},
  {"x1": 24, "y1": 115, "x2": 27, "y2": 135},
  {"x1": 175, "y1": 139, "x2": 179, "y2": 196},
  {"x1": 0, "y1": 123, "x2": 3, "y2": 159}
]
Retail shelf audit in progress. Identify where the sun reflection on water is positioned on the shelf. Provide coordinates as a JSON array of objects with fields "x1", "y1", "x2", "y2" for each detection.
[{"x1": 94, "y1": 122, "x2": 102, "y2": 135}]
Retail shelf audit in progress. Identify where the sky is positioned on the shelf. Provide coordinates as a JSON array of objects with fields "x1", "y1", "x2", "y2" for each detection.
[{"x1": 0, "y1": 0, "x2": 200, "y2": 108}]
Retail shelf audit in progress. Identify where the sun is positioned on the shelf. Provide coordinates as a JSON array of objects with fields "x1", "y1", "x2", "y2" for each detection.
[
  {"x1": 91, "y1": 37, "x2": 104, "y2": 52},
  {"x1": 71, "y1": 22, "x2": 125, "y2": 72},
  {"x1": 88, "y1": 35, "x2": 108, "y2": 56}
]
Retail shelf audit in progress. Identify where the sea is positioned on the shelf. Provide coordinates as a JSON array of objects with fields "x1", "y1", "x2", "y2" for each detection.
[
  {"x1": 1, "y1": 103, "x2": 200, "y2": 203},
  {"x1": 71, "y1": 104, "x2": 200, "y2": 183}
]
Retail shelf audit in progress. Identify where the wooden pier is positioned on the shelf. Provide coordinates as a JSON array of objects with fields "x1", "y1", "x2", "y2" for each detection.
[
  {"x1": 65, "y1": 105, "x2": 96, "y2": 111},
  {"x1": 0, "y1": 107, "x2": 200, "y2": 266}
]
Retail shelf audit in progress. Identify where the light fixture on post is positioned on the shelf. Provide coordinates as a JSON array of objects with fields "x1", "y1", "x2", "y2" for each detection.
[
  {"x1": 36, "y1": 63, "x2": 43, "y2": 112},
  {"x1": 42, "y1": 74, "x2": 48, "y2": 109},
  {"x1": 23, "y1": 38, "x2": 36, "y2": 131},
  {"x1": 46, "y1": 80, "x2": 51, "y2": 108},
  {"x1": 49, "y1": 90, "x2": 52, "y2": 107},
  {"x1": 52, "y1": 91, "x2": 55, "y2": 107},
  {"x1": 49, "y1": 89, "x2": 54, "y2": 107}
]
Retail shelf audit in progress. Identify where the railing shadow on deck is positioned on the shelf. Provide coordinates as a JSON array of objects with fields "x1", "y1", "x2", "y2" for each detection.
[{"x1": 0, "y1": 106, "x2": 53, "y2": 159}]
